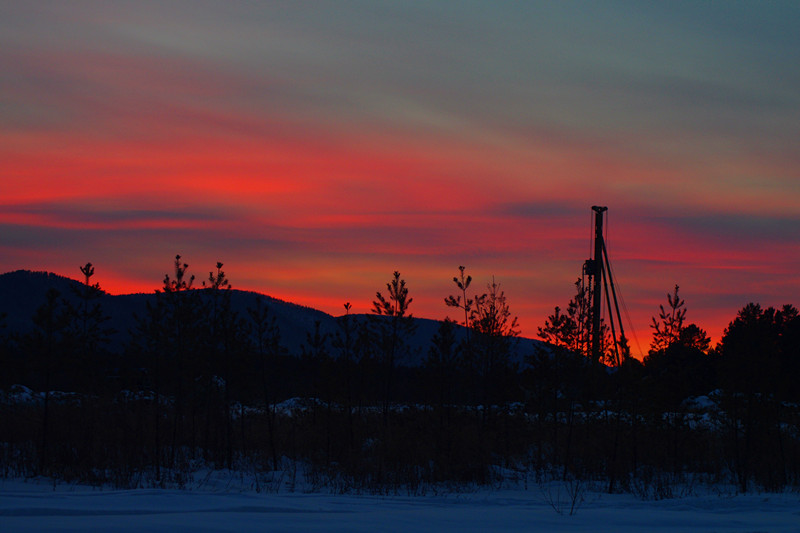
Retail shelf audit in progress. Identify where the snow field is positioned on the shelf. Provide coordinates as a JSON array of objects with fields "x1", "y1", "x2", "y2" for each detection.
[{"x1": 1, "y1": 478, "x2": 799, "y2": 533}]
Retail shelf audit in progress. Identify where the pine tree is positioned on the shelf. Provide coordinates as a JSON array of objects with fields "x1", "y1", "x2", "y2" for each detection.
[
  {"x1": 538, "y1": 305, "x2": 578, "y2": 351},
  {"x1": 715, "y1": 302, "x2": 798, "y2": 492},
  {"x1": 469, "y1": 277, "x2": 519, "y2": 416},
  {"x1": 444, "y1": 266, "x2": 475, "y2": 341},
  {"x1": 69, "y1": 263, "x2": 115, "y2": 393},
  {"x1": 649, "y1": 285, "x2": 686, "y2": 353},
  {"x1": 371, "y1": 271, "x2": 416, "y2": 424},
  {"x1": 158, "y1": 255, "x2": 203, "y2": 467},
  {"x1": 643, "y1": 287, "x2": 714, "y2": 441},
  {"x1": 202, "y1": 262, "x2": 244, "y2": 468},
  {"x1": 538, "y1": 278, "x2": 603, "y2": 358},
  {"x1": 678, "y1": 324, "x2": 711, "y2": 352}
]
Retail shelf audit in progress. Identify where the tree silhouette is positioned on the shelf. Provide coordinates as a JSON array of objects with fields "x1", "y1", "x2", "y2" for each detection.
[
  {"x1": 201, "y1": 262, "x2": 244, "y2": 468},
  {"x1": 158, "y1": 255, "x2": 203, "y2": 467},
  {"x1": 678, "y1": 323, "x2": 711, "y2": 353},
  {"x1": 716, "y1": 303, "x2": 792, "y2": 398},
  {"x1": 163, "y1": 255, "x2": 195, "y2": 293},
  {"x1": 469, "y1": 277, "x2": 519, "y2": 417},
  {"x1": 775, "y1": 304, "x2": 800, "y2": 402},
  {"x1": 373, "y1": 270, "x2": 413, "y2": 318},
  {"x1": 644, "y1": 287, "x2": 712, "y2": 412},
  {"x1": 715, "y1": 303, "x2": 796, "y2": 492},
  {"x1": 538, "y1": 305, "x2": 578, "y2": 352},
  {"x1": 331, "y1": 302, "x2": 361, "y2": 462},
  {"x1": 643, "y1": 326, "x2": 714, "y2": 410},
  {"x1": 649, "y1": 285, "x2": 686, "y2": 353},
  {"x1": 445, "y1": 266, "x2": 475, "y2": 342},
  {"x1": 372, "y1": 271, "x2": 417, "y2": 425},
  {"x1": 69, "y1": 262, "x2": 114, "y2": 393},
  {"x1": 538, "y1": 278, "x2": 603, "y2": 359}
]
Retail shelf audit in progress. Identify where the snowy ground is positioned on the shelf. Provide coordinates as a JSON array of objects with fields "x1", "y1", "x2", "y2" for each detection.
[{"x1": 1, "y1": 477, "x2": 799, "y2": 532}]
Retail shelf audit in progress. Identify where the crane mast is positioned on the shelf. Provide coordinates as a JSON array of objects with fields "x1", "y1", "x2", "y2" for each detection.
[
  {"x1": 590, "y1": 206, "x2": 606, "y2": 361},
  {"x1": 585, "y1": 206, "x2": 627, "y2": 365}
]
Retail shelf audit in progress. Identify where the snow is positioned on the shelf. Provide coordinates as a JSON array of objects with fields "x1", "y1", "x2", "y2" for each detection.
[{"x1": 1, "y1": 478, "x2": 799, "y2": 533}]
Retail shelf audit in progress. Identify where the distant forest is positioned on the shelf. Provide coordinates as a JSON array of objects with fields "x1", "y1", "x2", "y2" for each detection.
[{"x1": 1, "y1": 256, "x2": 799, "y2": 496}]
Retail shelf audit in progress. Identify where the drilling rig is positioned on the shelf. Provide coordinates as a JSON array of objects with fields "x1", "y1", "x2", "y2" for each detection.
[{"x1": 584, "y1": 206, "x2": 628, "y2": 365}]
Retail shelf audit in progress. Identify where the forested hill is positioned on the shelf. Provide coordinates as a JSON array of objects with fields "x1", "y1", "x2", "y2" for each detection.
[{"x1": 0, "y1": 270, "x2": 543, "y2": 365}]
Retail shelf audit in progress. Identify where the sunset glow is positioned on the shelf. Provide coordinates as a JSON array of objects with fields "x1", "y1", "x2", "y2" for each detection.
[{"x1": 2, "y1": 2, "x2": 798, "y2": 356}]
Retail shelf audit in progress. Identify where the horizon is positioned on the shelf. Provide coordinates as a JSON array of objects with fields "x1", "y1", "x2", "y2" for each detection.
[
  {"x1": 2, "y1": 2, "x2": 799, "y2": 357},
  {"x1": 0, "y1": 260, "x2": 788, "y2": 358}
]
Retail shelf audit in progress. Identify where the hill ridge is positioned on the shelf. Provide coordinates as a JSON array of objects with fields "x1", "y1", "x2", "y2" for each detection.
[{"x1": 0, "y1": 269, "x2": 545, "y2": 365}]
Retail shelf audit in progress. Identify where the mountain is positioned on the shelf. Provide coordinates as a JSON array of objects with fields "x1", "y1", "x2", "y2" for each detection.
[{"x1": 0, "y1": 270, "x2": 546, "y2": 366}]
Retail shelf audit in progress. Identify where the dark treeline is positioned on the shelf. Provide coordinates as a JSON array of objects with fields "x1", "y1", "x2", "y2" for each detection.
[{"x1": 1, "y1": 259, "x2": 799, "y2": 495}]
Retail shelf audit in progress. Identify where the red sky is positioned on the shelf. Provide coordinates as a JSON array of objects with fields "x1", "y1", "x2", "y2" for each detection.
[{"x1": 2, "y1": 2, "x2": 799, "y2": 356}]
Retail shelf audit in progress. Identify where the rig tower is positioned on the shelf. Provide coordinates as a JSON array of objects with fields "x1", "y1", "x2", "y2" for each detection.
[{"x1": 584, "y1": 206, "x2": 626, "y2": 365}]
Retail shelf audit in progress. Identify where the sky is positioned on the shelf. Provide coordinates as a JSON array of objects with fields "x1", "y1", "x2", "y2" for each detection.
[{"x1": 2, "y1": 1, "x2": 798, "y2": 356}]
